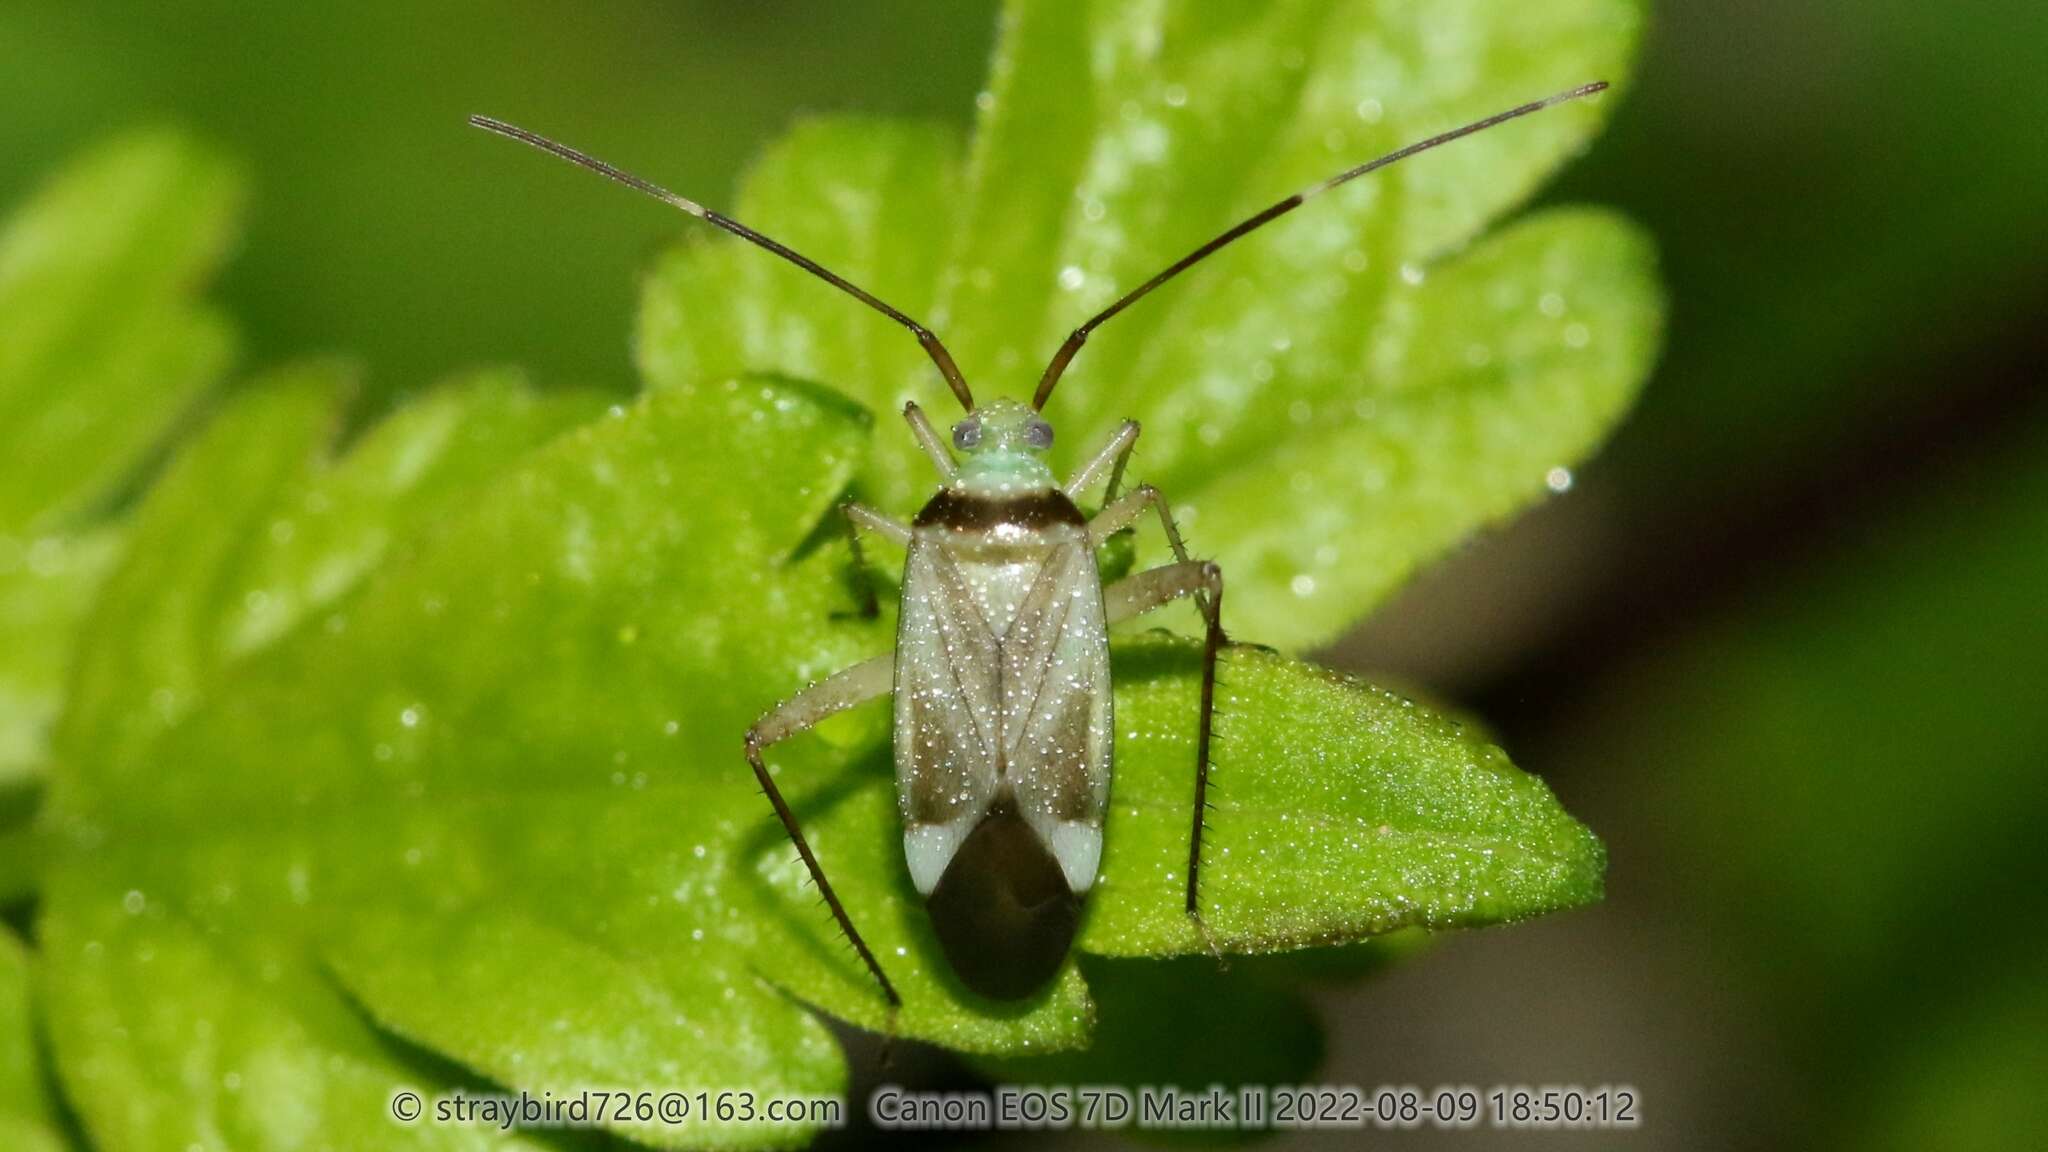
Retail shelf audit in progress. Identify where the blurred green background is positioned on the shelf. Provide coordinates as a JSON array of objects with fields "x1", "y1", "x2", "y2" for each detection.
[{"x1": 4, "y1": 1, "x2": 2043, "y2": 1149}]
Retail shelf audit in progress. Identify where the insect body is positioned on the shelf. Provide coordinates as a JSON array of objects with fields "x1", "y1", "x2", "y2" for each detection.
[
  {"x1": 755, "y1": 396, "x2": 1222, "y2": 1001},
  {"x1": 472, "y1": 79, "x2": 1604, "y2": 1004}
]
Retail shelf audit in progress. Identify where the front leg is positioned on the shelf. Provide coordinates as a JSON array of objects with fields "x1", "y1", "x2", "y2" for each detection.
[
  {"x1": 902, "y1": 401, "x2": 958, "y2": 480},
  {"x1": 1102, "y1": 559, "x2": 1228, "y2": 925},
  {"x1": 744, "y1": 654, "x2": 900, "y2": 1006},
  {"x1": 1064, "y1": 419, "x2": 1139, "y2": 502}
]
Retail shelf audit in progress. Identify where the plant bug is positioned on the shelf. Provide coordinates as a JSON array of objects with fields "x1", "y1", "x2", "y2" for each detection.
[{"x1": 471, "y1": 80, "x2": 1606, "y2": 1003}]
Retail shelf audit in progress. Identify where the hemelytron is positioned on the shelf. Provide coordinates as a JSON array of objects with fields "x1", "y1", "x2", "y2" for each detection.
[{"x1": 473, "y1": 80, "x2": 1606, "y2": 1003}]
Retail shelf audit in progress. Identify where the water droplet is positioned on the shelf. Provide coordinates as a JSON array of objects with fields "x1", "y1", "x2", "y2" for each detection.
[
  {"x1": 1539, "y1": 292, "x2": 1567, "y2": 318},
  {"x1": 1546, "y1": 467, "x2": 1575, "y2": 493},
  {"x1": 122, "y1": 890, "x2": 145, "y2": 915},
  {"x1": 1355, "y1": 98, "x2": 1384, "y2": 123},
  {"x1": 1057, "y1": 265, "x2": 1086, "y2": 292},
  {"x1": 975, "y1": 90, "x2": 995, "y2": 112},
  {"x1": 1399, "y1": 262, "x2": 1426, "y2": 286},
  {"x1": 1163, "y1": 83, "x2": 1188, "y2": 108},
  {"x1": 1563, "y1": 323, "x2": 1591, "y2": 349}
]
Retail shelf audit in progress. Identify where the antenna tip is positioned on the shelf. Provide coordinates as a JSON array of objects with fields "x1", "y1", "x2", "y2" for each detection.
[{"x1": 1538, "y1": 81, "x2": 1610, "y2": 111}]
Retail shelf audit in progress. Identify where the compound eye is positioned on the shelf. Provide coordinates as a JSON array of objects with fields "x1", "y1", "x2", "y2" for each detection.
[
  {"x1": 1023, "y1": 419, "x2": 1054, "y2": 451},
  {"x1": 952, "y1": 419, "x2": 983, "y2": 451}
]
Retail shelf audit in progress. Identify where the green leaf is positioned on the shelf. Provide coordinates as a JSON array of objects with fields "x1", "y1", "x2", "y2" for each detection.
[
  {"x1": 1185, "y1": 210, "x2": 1659, "y2": 649},
  {"x1": 0, "y1": 529, "x2": 122, "y2": 788},
  {"x1": 41, "y1": 369, "x2": 1600, "y2": 1149},
  {"x1": 0, "y1": 927, "x2": 69, "y2": 1152},
  {"x1": 39, "y1": 363, "x2": 605, "y2": 1151},
  {"x1": 640, "y1": 0, "x2": 1657, "y2": 650},
  {"x1": 1, "y1": 775, "x2": 49, "y2": 905},
  {"x1": 51, "y1": 361, "x2": 600, "y2": 812},
  {"x1": 1083, "y1": 637, "x2": 1601, "y2": 955},
  {"x1": 0, "y1": 130, "x2": 241, "y2": 785},
  {"x1": 637, "y1": 118, "x2": 961, "y2": 515},
  {"x1": 40, "y1": 869, "x2": 553, "y2": 1152},
  {"x1": 0, "y1": 130, "x2": 242, "y2": 535},
  {"x1": 52, "y1": 364, "x2": 351, "y2": 805}
]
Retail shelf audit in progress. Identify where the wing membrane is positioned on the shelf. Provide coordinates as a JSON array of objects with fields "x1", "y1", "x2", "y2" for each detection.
[
  {"x1": 894, "y1": 537, "x2": 1001, "y2": 827},
  {"x1": 892, "y1": 530, "x2": 1113, "y2": 896},
  {"x1": 1002, "y1": 542, "x2": 1112, "y2": 892}
]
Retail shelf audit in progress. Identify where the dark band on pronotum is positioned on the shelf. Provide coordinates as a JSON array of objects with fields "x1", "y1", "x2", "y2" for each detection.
[
  {"x1": 468, "y1": 114, "x2": 975, "y2": 412},
  {"x1": 1030, "y1": 81, "x2": 1609, "y2": 411},
  {"x1": 913, "y1": 487, "x2": 1088, "y2": 532}
]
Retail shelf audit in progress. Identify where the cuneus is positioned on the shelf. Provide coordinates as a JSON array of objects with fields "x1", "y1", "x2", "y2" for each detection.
[{"x1": 472, "y1": 81, "x2": 1604, "y2": 1004}]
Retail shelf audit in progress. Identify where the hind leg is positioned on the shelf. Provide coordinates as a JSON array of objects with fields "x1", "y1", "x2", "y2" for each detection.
[{"x1": 743, "y1": 654, "x2": 899, "y2": 1006}]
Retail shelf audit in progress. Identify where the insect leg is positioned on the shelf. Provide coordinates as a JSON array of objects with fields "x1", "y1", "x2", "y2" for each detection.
[
  {"x1": 840, "y1": 501, "x2": 910, "y2": 618},
  {"x1": 902, "y1": 402, "x2": 959, "y2": 480},
  {"x1": 1063, "y1": 419, "x2": 1139, "y2": 501},
  {"x1": 1102, "y1": 560, "x2": 1228, "y2": 924},
  {"x1": 1091, "y1": 484, "x2": 1215, "y2": 622},
  {"x1": 744, "y1": 654, "x2": 902, "y2": 1007}
]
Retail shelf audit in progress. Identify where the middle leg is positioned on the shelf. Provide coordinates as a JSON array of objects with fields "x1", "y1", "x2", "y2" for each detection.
[{"x1": 1093, "y1": 485, "x2": 1214, "y2": 622}]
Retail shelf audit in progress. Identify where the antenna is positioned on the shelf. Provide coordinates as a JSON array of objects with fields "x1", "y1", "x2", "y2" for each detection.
[
  {"x1": 1031, "y1": 81, "x2": 1609, "y2": 411},
  {"x1": 470, "y1": 115, "x2": 975, "y2": 411}
]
